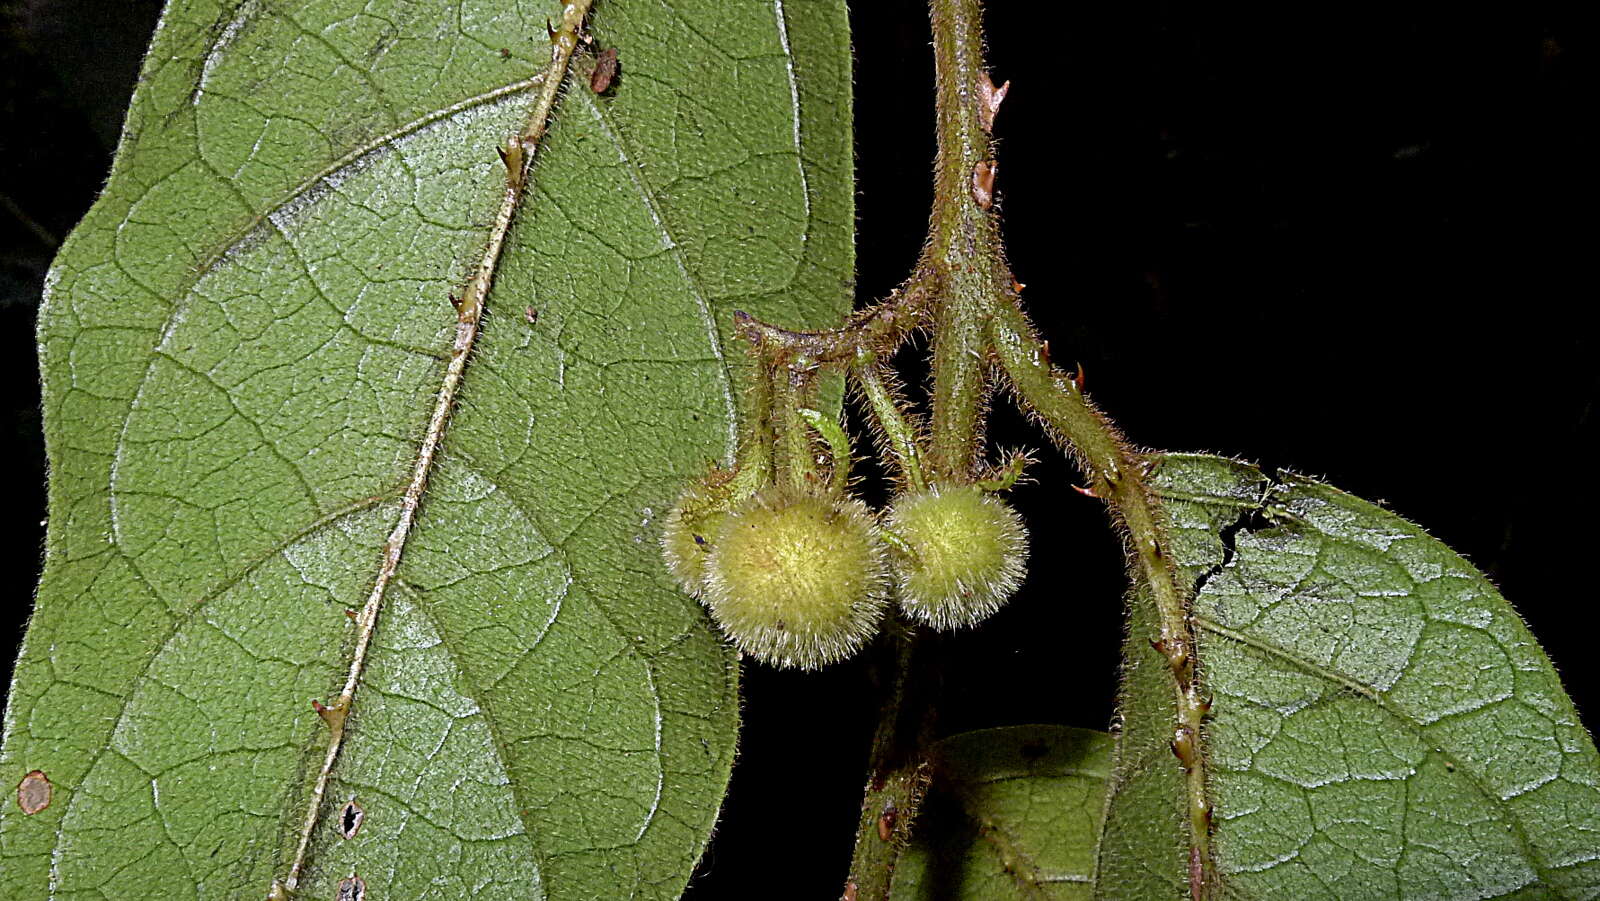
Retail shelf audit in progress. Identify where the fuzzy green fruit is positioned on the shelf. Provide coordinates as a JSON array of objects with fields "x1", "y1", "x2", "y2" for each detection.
[
  {"x1": 660, "y1": 468, "x2": 738, "y2": 596},
  {"x1": 703, "y1": 492, "x2": 888, "y2": 670},
  {"x1": 886, "y1": 484, "x2": 1028, "y2": 629}
]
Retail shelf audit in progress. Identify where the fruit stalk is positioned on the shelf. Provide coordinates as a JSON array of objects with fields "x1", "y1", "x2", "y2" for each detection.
[{"x1": 842, "y1": 629, "x2": 938, "y2": 901}]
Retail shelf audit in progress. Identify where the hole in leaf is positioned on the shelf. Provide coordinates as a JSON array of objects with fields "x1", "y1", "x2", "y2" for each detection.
[
  {"x1": 337, "y1": 875, "x2": 365, "y2": 901},
  {"x1": 339, "y1": 799, "x2": 364, "y2": 839},
  {"x1": 16, "y1": 770, "x2": 50, "y2": 815}
]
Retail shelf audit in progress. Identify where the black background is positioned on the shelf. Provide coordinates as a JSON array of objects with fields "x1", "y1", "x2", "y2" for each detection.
[{"x1": 0, "y1": 1, "x2": 1591, "y2": 898}]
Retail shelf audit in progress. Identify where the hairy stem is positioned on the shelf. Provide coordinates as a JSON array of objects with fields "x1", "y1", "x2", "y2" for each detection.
[
  {"x1": 770, "y1": 365, "x2": 815, "y2": 493},
  {"x1": 988, "y1": 297, "x2": 1214, "y2": 898},
  {"x1": 733, "y1": 356, "x2": 776, "y2": 495},
  {"x1": 844, "y1": 628, "x2": 939, "y2": 901},
  {"x1": 923, "y1": 0, "x2": 1004, "y2": 482},
  {"x1": 731, "y1": 275, "x2": 938, "y2": 363},
  {"x1": 839, "y1": 0, "x2": 1013, "y2": 886},
  {"x1": 855, "y1": 362, "x2": 928, "y2": 492},
  {"x1": 798, "y1": 407, "x2": 853, "y2": 494}
]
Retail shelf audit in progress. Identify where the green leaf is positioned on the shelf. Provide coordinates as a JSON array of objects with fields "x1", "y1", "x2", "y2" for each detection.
[
  {"x1": 892, "y1": 726, "x2": 1114, "y2": 901},
  {"x1": 1098, "y1": 453, "x2": 1600, "y2": 899},
  {"x1": 0, "y1": 1, "x2": 853, "y2": 898}
]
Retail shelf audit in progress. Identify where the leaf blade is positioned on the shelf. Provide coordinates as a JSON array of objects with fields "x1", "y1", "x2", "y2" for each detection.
[
  {"x1": 1098, "y1": 453, "x2": 1600, "y2": 899},
  {"x1": 892, "y1": 726, "x2": 1114, "y2": 901},
  {"x1": 0, "y1": 1, "x2": 854, "y2": 898}
]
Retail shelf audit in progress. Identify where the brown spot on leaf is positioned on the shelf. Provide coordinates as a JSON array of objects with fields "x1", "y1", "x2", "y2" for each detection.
[
  {"x1": 590, "y1": 47, "x2": 619, "y2": 94},
  {"x1": 339, "y1": 799, "x2": 365, "y2": 839},
  {"x1": 17, "y1": 770, "x2": 50, "y2": 815},
  {"x1": 337, "y1": 875, "x2": 366, "y2": 901}
]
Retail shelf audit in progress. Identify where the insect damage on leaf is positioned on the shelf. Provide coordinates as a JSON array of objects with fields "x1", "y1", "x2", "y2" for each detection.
[
  {"x1": 338, "y1": 799, "x2": 364, "y2": 839},
  {"x1": 15, "y1": 770, "x2": 50, "y2": 815}
]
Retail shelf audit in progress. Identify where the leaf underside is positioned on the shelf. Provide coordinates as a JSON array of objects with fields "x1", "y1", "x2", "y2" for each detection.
[
  {"x1": 891, "y1": 725, "x2": 1114, "y2": 901},
  {"x1": 1098, "y1": 453, "x2": 1600, "y2": 900},
  {"x1": 0, "y1": 1, "x2": 852, "y2": 898}
]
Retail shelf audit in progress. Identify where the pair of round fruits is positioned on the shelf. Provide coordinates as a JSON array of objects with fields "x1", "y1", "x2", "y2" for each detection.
[{"x1": 663, "y1": 479, "x2": 1027, "y2": 670}]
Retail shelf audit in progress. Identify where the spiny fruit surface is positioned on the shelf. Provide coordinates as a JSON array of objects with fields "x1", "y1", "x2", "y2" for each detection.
[
  {"x1": 703, "y1": 492, "x2": 888, "y2": 670},
  {"x1": 660, "y1": 467, "x2": 738, "y2": 596},
  {"x1": 886, "y1": 483, "x2": 1028, "y2": 629}
]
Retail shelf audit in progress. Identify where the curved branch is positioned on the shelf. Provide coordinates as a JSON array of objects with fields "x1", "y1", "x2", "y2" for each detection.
[{"x1": 732, "y1": 271, "x2": 939, "y2": 364}]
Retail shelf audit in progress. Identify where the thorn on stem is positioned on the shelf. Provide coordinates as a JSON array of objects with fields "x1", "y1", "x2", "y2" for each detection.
[
  {"x1": 590, "y1": 47, "x2": 619, "y2": 94},
  {"x1": 1070, "y1": 362, "x2": 1085, "y2": 391},
  {"x1": 499, "y1": 137, "x2": 526, "y2": 191},
  {"x1": 877, "y1": 798, "x2": 898, "y2": 842},
  {"x1": 1072, "y1": 483, "x2": 1100, "y2": 499},
  {"x1": 972, "y1": 159, "x2": 997, "y2": 210},
  {"x1": 977, "y1": 74, "x2": 1010, "y2": 132},
  {"x1": 1171, "y1": 724, "x2": 1196, "y2": 769},
  {"x1": 312, "y1": 698, "x2": 350, "y2": 730}
]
